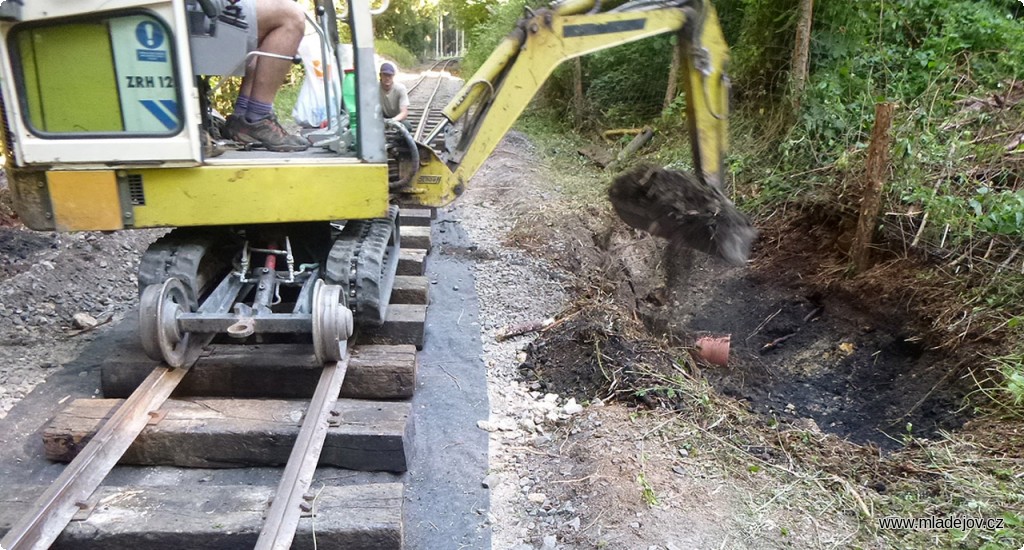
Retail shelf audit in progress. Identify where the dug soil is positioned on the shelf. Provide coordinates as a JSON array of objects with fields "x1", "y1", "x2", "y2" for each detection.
[{"x1": 518, "y1": 202, "x2": 975, "y2": 450}]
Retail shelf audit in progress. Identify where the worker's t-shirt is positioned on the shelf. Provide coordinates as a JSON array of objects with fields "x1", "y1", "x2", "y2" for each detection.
[{"x1": 380, "y1": 83, "x2": 410, "y2": 119}]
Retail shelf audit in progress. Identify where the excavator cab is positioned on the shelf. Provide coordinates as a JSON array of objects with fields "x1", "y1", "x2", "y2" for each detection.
[{"x1": 0, "y1": 0, "x2": 417, "y2": 228}]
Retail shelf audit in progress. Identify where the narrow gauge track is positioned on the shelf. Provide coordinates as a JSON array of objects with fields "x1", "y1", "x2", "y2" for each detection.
[
  {"x1": 0, "y1": 212, "x2": 436, "y2": 549},
  {"x1": 406, "y1": 58, "x2": 459, "y2": 149},
  {"x1": 388, "y1": 59, "x2": 461, "y2": 187}
]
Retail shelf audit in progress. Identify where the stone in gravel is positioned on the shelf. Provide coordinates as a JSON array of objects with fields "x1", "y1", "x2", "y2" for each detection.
[
  {"x1": 482, "y1": 474, "x2": 500, "y2": 489},
  {"x1": 477, "y1": 420, "x2": 498, "y2": 432},
  {"x1": 72, "y1": 313, "x2": 97, "y2": 329},
  {"x1": 527, "y1": 492, "x2": 546, "y2": 503},
  {"x1": 563, "y1": 398, "x2": 583, "y2": 415},
  {"x1": 542, "y1": 535, "x2": 557, "y2": 549},
  {"x1": 565, "y1": 517, "x2": 580, "y2": 531}
]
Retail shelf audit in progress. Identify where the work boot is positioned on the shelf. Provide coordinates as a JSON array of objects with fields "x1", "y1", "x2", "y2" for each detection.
[
  {"x1": 230, "y1": 114, "x2": 310, "y2": 152},
  {"x1": 222, "y1": 113, "x2": 245, "y2": 141}
]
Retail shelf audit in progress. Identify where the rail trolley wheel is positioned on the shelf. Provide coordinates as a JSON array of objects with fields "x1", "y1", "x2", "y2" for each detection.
[
  {"x1": 312, "y1": 280, "x2": 354, "y2": 364},
  {"x1": 139, "y1": 278, "x2": 196, "y2": 368}
]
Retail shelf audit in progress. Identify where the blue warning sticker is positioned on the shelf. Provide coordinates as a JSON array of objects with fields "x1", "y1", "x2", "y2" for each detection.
[
  {"x1": 135, "y1": 21, "x2": 168, "y2": 62},
  {"x1": 135, "y1": 21, "x2": 165, "y2": 49}
]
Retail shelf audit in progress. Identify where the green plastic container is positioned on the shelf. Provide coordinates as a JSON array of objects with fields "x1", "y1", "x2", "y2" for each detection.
[{"x1": 343, "y1": 71, "x2": 357, "y2": 133}]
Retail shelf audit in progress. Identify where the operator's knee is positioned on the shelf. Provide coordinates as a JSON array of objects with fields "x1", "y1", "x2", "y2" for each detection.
[
  {"x1": 256, "y1": 0, "x2": 306, "y2": 39},
  {"x1": 281, "y1": 1, "x2": 305, "y2": 35}
]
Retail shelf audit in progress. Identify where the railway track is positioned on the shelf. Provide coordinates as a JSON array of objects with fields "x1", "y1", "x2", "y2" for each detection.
[
  {"x1": 407, "y1": 58, "x2": 459, "y2": 149},
  {"x1": 388, "y1": 58, "x2": 461, "y2": 189},
  {"x1": 0, "y1": 212, "x2": 436, "y2": 549}
]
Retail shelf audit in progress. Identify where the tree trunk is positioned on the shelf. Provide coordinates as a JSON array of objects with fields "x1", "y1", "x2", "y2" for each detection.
[
  {"x1": 664, "y1": 41, "x2": 681, "y2": 111},
  {"x1": 573, "y1": 58, "x2": 584, "y2": 122},
  {"x1": 851, "y1": 103, "x2": 896, "y2": 274},
  {"x1": 791, "y1": 0, "x2": 814, "y2": 110}
]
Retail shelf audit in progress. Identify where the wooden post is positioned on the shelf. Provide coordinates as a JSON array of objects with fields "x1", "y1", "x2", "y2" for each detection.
[
  {"x1": 664, "y1": 40, "x2": 681, "y2": 111},
  {"x1": 573, "y1": 58, "x2": 585, "y2": 121},
  {"x1": 851, "y1": 102, "x2": 896, "y2": 273},
  {"x1": 791, "y1": 0, "x2": 814, "y2": 110}
]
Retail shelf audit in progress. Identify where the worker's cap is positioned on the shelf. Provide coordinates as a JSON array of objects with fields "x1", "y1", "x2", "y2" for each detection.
[{"x1": 379, "y1": 62, "x2": 396, "y2": 75}]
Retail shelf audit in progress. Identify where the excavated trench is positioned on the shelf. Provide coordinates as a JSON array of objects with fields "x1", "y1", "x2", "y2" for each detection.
[
  {"x1": 657, "y1": 257, "x2": 970, "y2": 449},
  {"x1": 520, "y1": 207, "x2": 972, "y2": 450}
]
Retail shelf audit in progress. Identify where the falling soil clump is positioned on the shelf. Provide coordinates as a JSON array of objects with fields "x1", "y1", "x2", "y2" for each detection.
[{"x1": 608, "y1": 165, "x2": 756, "y2": 266}]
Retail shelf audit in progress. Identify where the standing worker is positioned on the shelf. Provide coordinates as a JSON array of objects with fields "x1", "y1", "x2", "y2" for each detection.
[{"x1": 378, "y1": 62, "x2": 410, "y2": 127}]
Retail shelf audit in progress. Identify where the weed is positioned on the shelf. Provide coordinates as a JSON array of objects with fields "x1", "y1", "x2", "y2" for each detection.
[{"x1": 636, "y1": 471, "x2": 658, "y2": 507}]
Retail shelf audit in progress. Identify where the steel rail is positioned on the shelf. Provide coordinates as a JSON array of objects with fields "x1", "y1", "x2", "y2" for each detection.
[
  {"x1": 414, "y1": 58, "x2": 455, "y2": 142},
  {"x1": 254, "y1": 355, "x2": 350, "y2": 550},
  {"x1": 407, "y1": 58, "x2": 448, "y2": 94},
  {"x1": 0, "y1": 365, "x2": 192, "y2": 550}
]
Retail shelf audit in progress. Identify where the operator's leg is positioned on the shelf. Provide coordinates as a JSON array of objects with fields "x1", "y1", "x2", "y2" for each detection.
[
  {"x1": 248, "y1": 0, "x2": 304, "y2": 107},
  {"x1": 230, "y1": 0, "x2": 308, "y2": 151}
]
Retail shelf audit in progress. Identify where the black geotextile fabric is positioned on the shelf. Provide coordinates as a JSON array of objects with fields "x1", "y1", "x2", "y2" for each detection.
[{"x1": 403, "y1": 211, "x2": 492, "y2": 550}]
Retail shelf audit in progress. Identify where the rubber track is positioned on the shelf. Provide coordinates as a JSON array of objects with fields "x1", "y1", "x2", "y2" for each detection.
[
  {"x1": 137, "y1": 230, "x2": 231, "y2": 307},
  {"x1": 324, "y1": 206, "x2": 400, "y2": 327}
]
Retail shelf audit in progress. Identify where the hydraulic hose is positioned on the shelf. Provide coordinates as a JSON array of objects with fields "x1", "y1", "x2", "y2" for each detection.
[{"x1": 387, "y1": 120, "x2": 420, "y2": 190}]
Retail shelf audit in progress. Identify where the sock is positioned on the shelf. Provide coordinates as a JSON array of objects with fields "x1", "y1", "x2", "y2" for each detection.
[
  {"x1": 233, "y1": 94, "x2": 250, "y2": 116},
  {"x1": 245, "y1": 99, "x2": 274, "y2": 123}
]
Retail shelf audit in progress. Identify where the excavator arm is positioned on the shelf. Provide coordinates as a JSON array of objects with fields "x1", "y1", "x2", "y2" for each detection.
[{"x1": 402, "y1": 0, "x2": 730, "y2": 206}]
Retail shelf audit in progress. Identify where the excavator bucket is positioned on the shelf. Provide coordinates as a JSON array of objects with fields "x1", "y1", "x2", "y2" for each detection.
[{"x1": 608, "y1": 165, "x2": 756, "y2": 266}]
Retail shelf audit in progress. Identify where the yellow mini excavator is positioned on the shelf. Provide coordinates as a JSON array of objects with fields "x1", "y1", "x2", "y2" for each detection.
[{"x1": 0, "y1": 0, "x2": 737, "y2": 366}]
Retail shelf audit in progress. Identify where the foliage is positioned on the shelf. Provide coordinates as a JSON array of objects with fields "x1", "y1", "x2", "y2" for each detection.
[
  {"x1": 461, "y1": 0, "x2": 537, "y2": 75},
  {"x1": 996, "y1": 354, "x2": 1024, "y2": 412},
  {"x1": 374, "y1": 0, "x2": 436, "y2": 59},
  {"x1": 375, "y1": 38, "x2": 419, "y2": 69},
  {"x1": 718, "y1": 0, "x2": 1024, "y2": 245},
  {"x1": 579, "y1": 36, "x2": 673, "y2": 126},
  {"x1": 442, "y1": 0, "x2": 494, "y2": 34}
]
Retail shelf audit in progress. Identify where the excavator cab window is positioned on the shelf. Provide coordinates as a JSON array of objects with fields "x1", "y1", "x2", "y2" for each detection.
[{"x1": 11, "y1": 11, "x2": 183, "y2": 136}]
